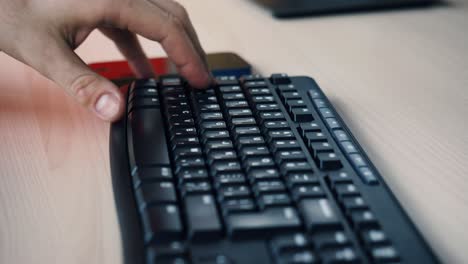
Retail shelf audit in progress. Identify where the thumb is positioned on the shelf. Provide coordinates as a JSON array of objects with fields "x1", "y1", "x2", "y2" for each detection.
[{"x1": 14, "y1": 37, "x2": 125, "y2": 121}]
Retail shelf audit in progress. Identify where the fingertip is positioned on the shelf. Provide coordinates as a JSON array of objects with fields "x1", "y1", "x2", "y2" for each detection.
[{"x1": 93, "y1": 90, "x2": 125, "y2": 122}]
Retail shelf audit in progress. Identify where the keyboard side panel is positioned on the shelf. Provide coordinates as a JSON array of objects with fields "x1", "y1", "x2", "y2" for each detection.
[
  {"x1": 292, "y1": 76, "x2": 439, "y2": 263},
  {"x1": 109, "y1": 85, "x2": 146, "y2": 264}
]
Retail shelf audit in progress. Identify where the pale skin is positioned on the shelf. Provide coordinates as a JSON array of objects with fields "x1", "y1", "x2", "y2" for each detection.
[{"x1": 0, "y1": 0, "x2": 212, "y2": 121}]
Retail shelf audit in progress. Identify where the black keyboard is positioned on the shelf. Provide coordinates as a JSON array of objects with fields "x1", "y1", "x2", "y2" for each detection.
[{"x1": 109, "y1": 74, "x2": 438, "y2": 264}]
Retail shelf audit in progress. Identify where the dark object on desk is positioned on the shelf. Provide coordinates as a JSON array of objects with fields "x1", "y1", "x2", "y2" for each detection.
[
  {"x1": 89, "y1": 52, "x2": 252, "y2": 87},
  {"x1": 110, "y1": 74, "x2": 439, "y2": 263},
  {"x1": 252, "y1": 0, "x2": 435, "y2": 17}
]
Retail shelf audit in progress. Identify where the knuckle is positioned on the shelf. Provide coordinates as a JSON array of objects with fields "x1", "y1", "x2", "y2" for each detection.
[
  {"x1": 167, "y1": 13, "x2": 184, "y2": 32},
  {"x1": 68, "y1": 74, "x2": 100, "y2": 106},
  {"x1": 172, "y1": 2, "x2": 190, "y2": 23}
]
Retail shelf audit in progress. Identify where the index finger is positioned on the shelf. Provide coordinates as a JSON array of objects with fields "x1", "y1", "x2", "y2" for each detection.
[{"x1": 109, "y1": 0, "x2": 211, "y2": 88}]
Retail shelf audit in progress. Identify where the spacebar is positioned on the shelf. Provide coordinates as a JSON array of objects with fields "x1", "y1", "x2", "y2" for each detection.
[
  {"x1": 226, "y1": 207, "x2": 302, "y2": 239},
  {"x1": 129, "y1": 108, "x2": 170, "y2": 166}
]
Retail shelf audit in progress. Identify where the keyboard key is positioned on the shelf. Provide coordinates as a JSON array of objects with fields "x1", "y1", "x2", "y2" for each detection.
[
  {"x1": 251, "y1": 95, "x2": 276, "y2": 103},
  {"x1": 200, "y1": 121, "x2": 227, "y2": 131},
  {"x1": 259, "y1": 112, "x2": 286, "y2": 122},
  {"x1": 228, "y1": 108, "x2": 253, "y2": 118},
  {"x1": 254, "y1": 181, "x2": 286, "y2": 194},
  {"x1": 280, "y1": 91, "x2": 302, "y2": 101},
  {"x1": 292, "y1": 108, "x2": 314, "y2": 122},
  {"x1": 134, "y1": 78, "x2": 157, "y2": 88},
  {"x1": 279, "y1": 251, "x2": 317, "y2": 264},
  {"x1": 247, "y1": 88, "x2": 272, "y2": 96},
  {"x1": 231, "y1": 117, "x2": 257, "y2": 127},
  {"x1": 138, "y1": 182, "x2": 177, "y2": 204},
  {"x1": 286, "y1": 173, "x2": 318, "y2": 188},
  {"x1": 241, "y1": 74, "x2": 264, "y2": 82},
  {"x1": 272, "y1": 140, "x2": 301, "y2": 152},
  {"x1": 199, "y1": 112, "x2": 223, "y2": 121},
  {"x1": 316, "y1": 152, "x2": 342, "y2": 170},
  {"x1": 321, "y1": 247, "x2": 359, "y2": 264},
  {"x1": 205, "y1": 140, "x2": 234, "y2": 151},
  {"x1": 244, "y1": 80, "x2": 268, "y2": 88},
  {"x1": 233, "y1": 126, "x2": 261, "y2": 139},
  {"x1": 328, "y1": 171, "x2": 353, "y2": 184},
  {"x1": 184, "y1": 195, "x2": 222, "y2": 241},
  {"x1": 223, "y1": 92, "x2": 245, "y2": 101},
  {"x1": 370, "y1": 246, "x2": 400, "y2": 263},
  {"x1": 227, "y1": 207, "x2": 301, "y2": 239},
  {"x1": 245, "y1": 156, "x2": 275, "y2": 170},
  {"x1": 147, "y1": 242, "x2": 187, "y2": 262},
  {"x1": 277, "y1": 84, "x2": 297, "y2": 92},
  {"x1": 358, "y1": 167, "x2": 379, "y2": 185},
  {"x1": 333, "y1": 130, "x2": 350, "y2": 142},
  {"x1": 299, "y1": 199, "x2": 341, "y2": 232},
  {"x1": 349, "y1": 154, "x2": 367, "y2": 167},
  {"x1": 202, "y1": 130, "x2": 230, "y2": 143},
  {"x1": 271, "y1": 233, "x2": 309, "y2": 255},
  {"x1": 174, "y1": 147, "x2": 203, "y2": 160},
  {"x1": 223, "y1": 199, "x2": 256, "y2": 215},
  {"x1": 319, "y1": 108, "x2": 334, "y2": 119},
  {"x1": 249, "y1": 168, "x2": 281, "y2": 182},
  {"x1": 267, "y1": 130, "x2": 296, "y2": 142},
  {"x1": 161, "y1": 76, "x2": 182, "y2": 86},
  {"x1": 259, "y1": 193, "x2": 292, "y2": 208},
  {"x1": 305, "y1": 131, "x2": 327, "y2": 143},
  {"x1": 225, "y1": 100, "x2": 249, "y2": 108},
  {"x1": 177, "y1": 168, "x2": 209, "y2": 182},
  {"x1": 181, "y1": 182, "x2": 212, "y2": 196},
  {"x1": 271, "y1": 73, "x2": 291, "y2": 85},
  {"x1": 256, "y1": 103, "x2": 281, "y2": 112},
  {"x1": 350, "y1": 210, "x2": 379, "y2": 229},
  {"x1": 135, "y1": 166, "x2": 173, "y2": 182},
  {"x1": 309, "y1": 142, "x2": 333, "y2": 157},
  {"x1": 129, "y1": 109, "x2": 170, "y2": 166},
  {"x1": 207, "y1": 150, "x2": 238, "y2": 164},
  {"x1": 240, "y1": 146, "x2": 270, "y2": 158},
  {"x1": 341, "y1": 141, "x2": 358, "y2": 154},
  {"x1": 263, "y1": 121, "x2": 290, "y2": 131},
  {"x1": 220, "y1": 85, "x2": 242, "y2": 93},
  {"x1": 142, "y1": 205, "x2": 183, "y2": 243},
  {"x1": 171, "y1": 127, "x2": 197, "y2": 139},
  {"x1": 298, "y1": 122, "x2": 321, "y2": 136},
  {"x1": 312, "y1": 99, "x2": 327, "y2": 108},
  {"x1": 171, "y1": 137, "x2": 199, "y2": 149},
  {"x1": 325, "y1": 118, "x2": 341, "y2": 130},
  {"x1": 275, "y1": 150, "x2": 307, "y2": 164},
  {"x1": 281, "y1": 161, "x2": 313, "y2": 175},
  {"x1": 219, "y1": 185, "x2": 251, "y2": 200},
  {"x1": 286, "y1": 99, "x2": 307, "y2": 110},
  {"x1": 361, "y1": 229, "x2": 388, "y2": 246},
  {"x1": 342, "y1": 196, "x2": 368, "y2": 211},
  {"x1": 334, "y1": 183, "x2": 359, "y2": 197},
  {"x1": 238, "y1": 136, "x2": 266, "y2": 147},
  {"x1": 292, "y1": 185, "x2": 326, "y2": 200},
  {"x1": 314, "y1": 230, "x2": 351, "y2": 249},
  {"x1": 216, "y1": 75, "x2": 238, "y2": 86},
  {"x1": 215, "y1": 173, "x2": 247, "y2": 187},
  {"x1": 211, "y1": 161, "x2": 242, "y2": 175}
]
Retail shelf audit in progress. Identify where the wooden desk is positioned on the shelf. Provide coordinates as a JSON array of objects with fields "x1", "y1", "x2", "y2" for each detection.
[{"x1": 1, "y1": 0, "x2": 467, "y2": 263}]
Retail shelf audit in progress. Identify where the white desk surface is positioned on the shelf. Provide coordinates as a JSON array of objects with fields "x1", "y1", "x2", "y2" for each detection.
[{"x1": 1, "y1": 0, "x2": 467, "y2": 263}]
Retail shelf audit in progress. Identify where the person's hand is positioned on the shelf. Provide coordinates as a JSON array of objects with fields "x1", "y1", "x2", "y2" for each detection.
[{"x1": 0, "y1": 0, "x2": 212, "y2": 121}]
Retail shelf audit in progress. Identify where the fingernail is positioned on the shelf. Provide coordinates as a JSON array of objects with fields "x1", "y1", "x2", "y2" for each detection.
[{"x1": 95, "y1": 93, "x2": 120, "y2": 120}]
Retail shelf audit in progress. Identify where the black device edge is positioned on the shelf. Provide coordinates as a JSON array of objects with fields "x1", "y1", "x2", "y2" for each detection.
[
  {"x1": 109, "y1": 76, "x2": 440, "y2": 264},
  {"x1": 298, "y1": 76, "x2": 439, "y2": 263},
  {"x1": 109, "y1": 84, "x2": 146, "y2": 264}
]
